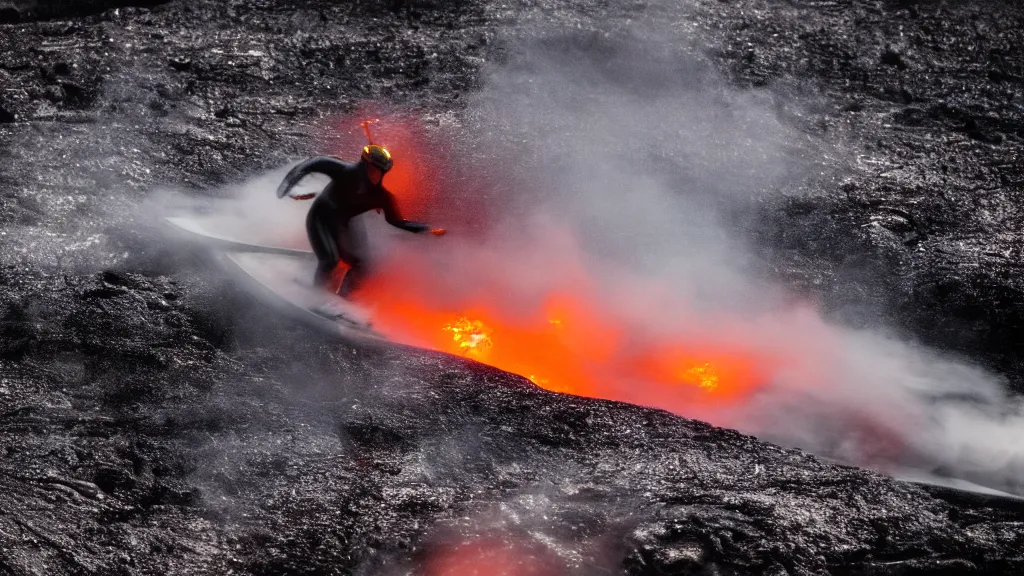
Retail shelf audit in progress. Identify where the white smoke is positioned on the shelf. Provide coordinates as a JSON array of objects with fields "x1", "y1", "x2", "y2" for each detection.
[
  {"x1": 431, "y1": 22, "x2": 1024, "y2": 496},
  {"x1": 163, "y1": 20, "x2": 1024, "y2": 497}
]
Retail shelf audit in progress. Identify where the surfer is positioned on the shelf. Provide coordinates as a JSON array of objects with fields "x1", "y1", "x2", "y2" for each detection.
[{"x1": 275, "y1": 144, "x2": 444, "y2": 298}]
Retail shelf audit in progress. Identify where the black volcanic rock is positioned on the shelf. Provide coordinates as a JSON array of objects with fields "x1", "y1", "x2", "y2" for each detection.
[
  {"x1": 694, "y1": 0, "x2": 1024, "y2": 387},
  {"x1": 5, "y1": 0, "x2": 169, "y2": 21},
  {"x1": 0, "y1": 4, "x2": 20, "y2": 24},
  {"x1": 2, "y1": 268, "x2": 1023, "y2": 574},
  {"x1": 880, "y1": 46, "x2": 907, "y2": 70},
  {"x1": 1, "y1": 0, "x2": 1024, "y2": 574}
]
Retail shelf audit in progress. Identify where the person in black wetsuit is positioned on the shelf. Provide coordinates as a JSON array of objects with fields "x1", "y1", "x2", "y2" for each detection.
[{"x1": 275, "y1": 144, "x2": 441, "y2": 298}]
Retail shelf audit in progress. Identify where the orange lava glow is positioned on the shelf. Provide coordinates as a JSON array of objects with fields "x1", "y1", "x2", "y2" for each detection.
[
  {"x1": 444, "y1": 316, "x2": 494, "y2": 358},
  {"x1": 315, "y1": 111, "x2": 787, "y2": 417},
  {"x1": 420, "y1": 538, "x2": 561, "y2": 576},
  {"x1": 320, "y1": 107, "x2": 440, "y2": 219},
  {"x1": 353, "y1": 249, "x2": 776, "y2": 411}
]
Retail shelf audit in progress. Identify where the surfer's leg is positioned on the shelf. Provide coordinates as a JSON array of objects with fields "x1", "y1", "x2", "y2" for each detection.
[
  {"x1": 336, "y1": 227, "x2": 367, "y2": 298},
  {"x1": 306, "y1": 204, "x2": 341, "y2": 290},
  {"x1": 314, "y1": 260, "x2": 337, "y2": 290},
  {"x1": 336, "y1": 251, "x2": 366, "y2": 298}
]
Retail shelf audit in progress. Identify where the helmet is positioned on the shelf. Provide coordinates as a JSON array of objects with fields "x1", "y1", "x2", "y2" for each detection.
[{"x1": 361, "y1": 144, "x2": 393, "y2": 172}]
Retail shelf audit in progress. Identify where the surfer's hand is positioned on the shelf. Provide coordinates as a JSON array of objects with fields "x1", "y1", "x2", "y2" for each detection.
[
  {"x1": 431, "y1": 228, "x2": 446, "y2": 236},
  {"x1": 291, "y1": 193, "x2": 315, "y2": 201}
]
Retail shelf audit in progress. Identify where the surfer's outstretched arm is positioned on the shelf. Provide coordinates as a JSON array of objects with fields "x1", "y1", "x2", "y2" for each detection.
[
  {"x1": 381, "y1": 189, "x2": 429, "y2": 233},
  {"x1": 276, "y1": 156, "x2": 348, "y2": 198}
]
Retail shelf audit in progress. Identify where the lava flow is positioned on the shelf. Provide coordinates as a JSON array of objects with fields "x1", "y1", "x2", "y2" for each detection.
[
  {"x1": 351, "y1": 245, "x2": 782, "y2": 416},
  {"x1": 323, "y1": 112, "x2": 807, "y2": 417}
]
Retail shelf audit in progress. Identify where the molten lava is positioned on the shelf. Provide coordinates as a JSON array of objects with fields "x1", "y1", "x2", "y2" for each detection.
[
  {"x1": 684, "y1": 363, "x2": 720, "y2": 390},
  {"x1": 444, "y1": 317, "x2": 494, "y2": 358},
  {"x1": 311, "y1": 111, "x2": 785, "y2": 418},
  {"x1": 351, "y1": 246, "x2": 776, "y2": 414}
]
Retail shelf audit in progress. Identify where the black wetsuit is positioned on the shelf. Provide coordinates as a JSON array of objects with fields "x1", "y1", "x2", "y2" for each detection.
[{"x1": 275, "y1": 156, "x2": 429, "y2": 296}]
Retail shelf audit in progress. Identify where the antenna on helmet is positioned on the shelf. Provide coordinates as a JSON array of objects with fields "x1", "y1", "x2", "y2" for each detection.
[{"x1": 360, "y1": 118, "x2": 380, "y2": 145}]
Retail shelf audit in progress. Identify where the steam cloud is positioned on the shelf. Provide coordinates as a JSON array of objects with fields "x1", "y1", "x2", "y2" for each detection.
[
  {"x1": 447, "y1": 24, "x2": 1024, "y2": 495},
  {"x1": 163, "y1": 23, "x2": 1024, "y2": 497}
]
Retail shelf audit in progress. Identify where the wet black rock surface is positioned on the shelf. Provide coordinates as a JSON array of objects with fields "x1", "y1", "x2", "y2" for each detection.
[
  {"x1": 2, "y1": 0, "x2": 1024, "y2": 574},
  {"x1": 702, "y1": 0, "x2": 1024, "y2": 385}
]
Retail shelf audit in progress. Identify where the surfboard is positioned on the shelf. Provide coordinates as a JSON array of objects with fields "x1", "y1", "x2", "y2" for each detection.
[
  {"x1": 816, "y1": 455, "x2": 1024, "y2": 503},
  {"x1": 219, "y1": 251, "x2": 387, "y2": 343},
  {"x1": 164, "y1": 216, "x2": 314, "y2": 257},
  {"x1": 163, "y1": 215, "x2": 389, "y2": 344},
  {"x1": 892, "y1": 468, "x2": 1024, "y2": 503}
]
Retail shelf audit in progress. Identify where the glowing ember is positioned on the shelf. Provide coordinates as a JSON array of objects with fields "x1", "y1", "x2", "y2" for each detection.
[
  {"x1": 444, "y1": 317, "x2": 493, "y2": 358},
  {"x1": 682, "y1": 362, "x2": 720, "y2": 390}
]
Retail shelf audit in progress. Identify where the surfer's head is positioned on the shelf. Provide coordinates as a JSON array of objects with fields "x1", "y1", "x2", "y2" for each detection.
[{"x1": 361, "y1": 144, "x2": 392, "y2": 185}]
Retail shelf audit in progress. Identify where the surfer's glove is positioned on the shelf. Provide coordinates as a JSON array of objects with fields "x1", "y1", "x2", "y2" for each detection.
[{"x1": 403, "y1": 221, "x2": 431, "y2": 233}]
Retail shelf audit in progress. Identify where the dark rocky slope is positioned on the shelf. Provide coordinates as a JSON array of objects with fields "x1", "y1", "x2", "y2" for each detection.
[{"x1": 693, "y1": 0, "x2": 1024, "y2": 386}]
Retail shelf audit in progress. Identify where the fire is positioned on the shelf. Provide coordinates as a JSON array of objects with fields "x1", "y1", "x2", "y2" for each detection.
[
  {"x1": 353, "y1": 250, "x2": 774, "y2": 412},
  {"x1": 444, "y1": 317, "x2": 494, "y2": 358},
  {"x1": 682, "y1": 362, "x2": 720, "y2": 390}
]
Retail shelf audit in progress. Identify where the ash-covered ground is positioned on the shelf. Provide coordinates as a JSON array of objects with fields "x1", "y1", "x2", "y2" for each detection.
[{"x1": 2, "y1": 0, "x2": 1024, "y2": 574}]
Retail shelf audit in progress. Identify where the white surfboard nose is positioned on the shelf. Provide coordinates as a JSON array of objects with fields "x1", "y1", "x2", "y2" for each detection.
[
  {"x1": 164, "y1": 216, "x2": 314, "y2": 257},
  {"x1": 311, "y1": 300, "x2": 372, "y2": 328},
  {"x1": 163, "y1": 215, "x2": 385, "y2": 343},
  {"x1": 223, "y1": 250, "x2": 382, "y2": 341}
]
